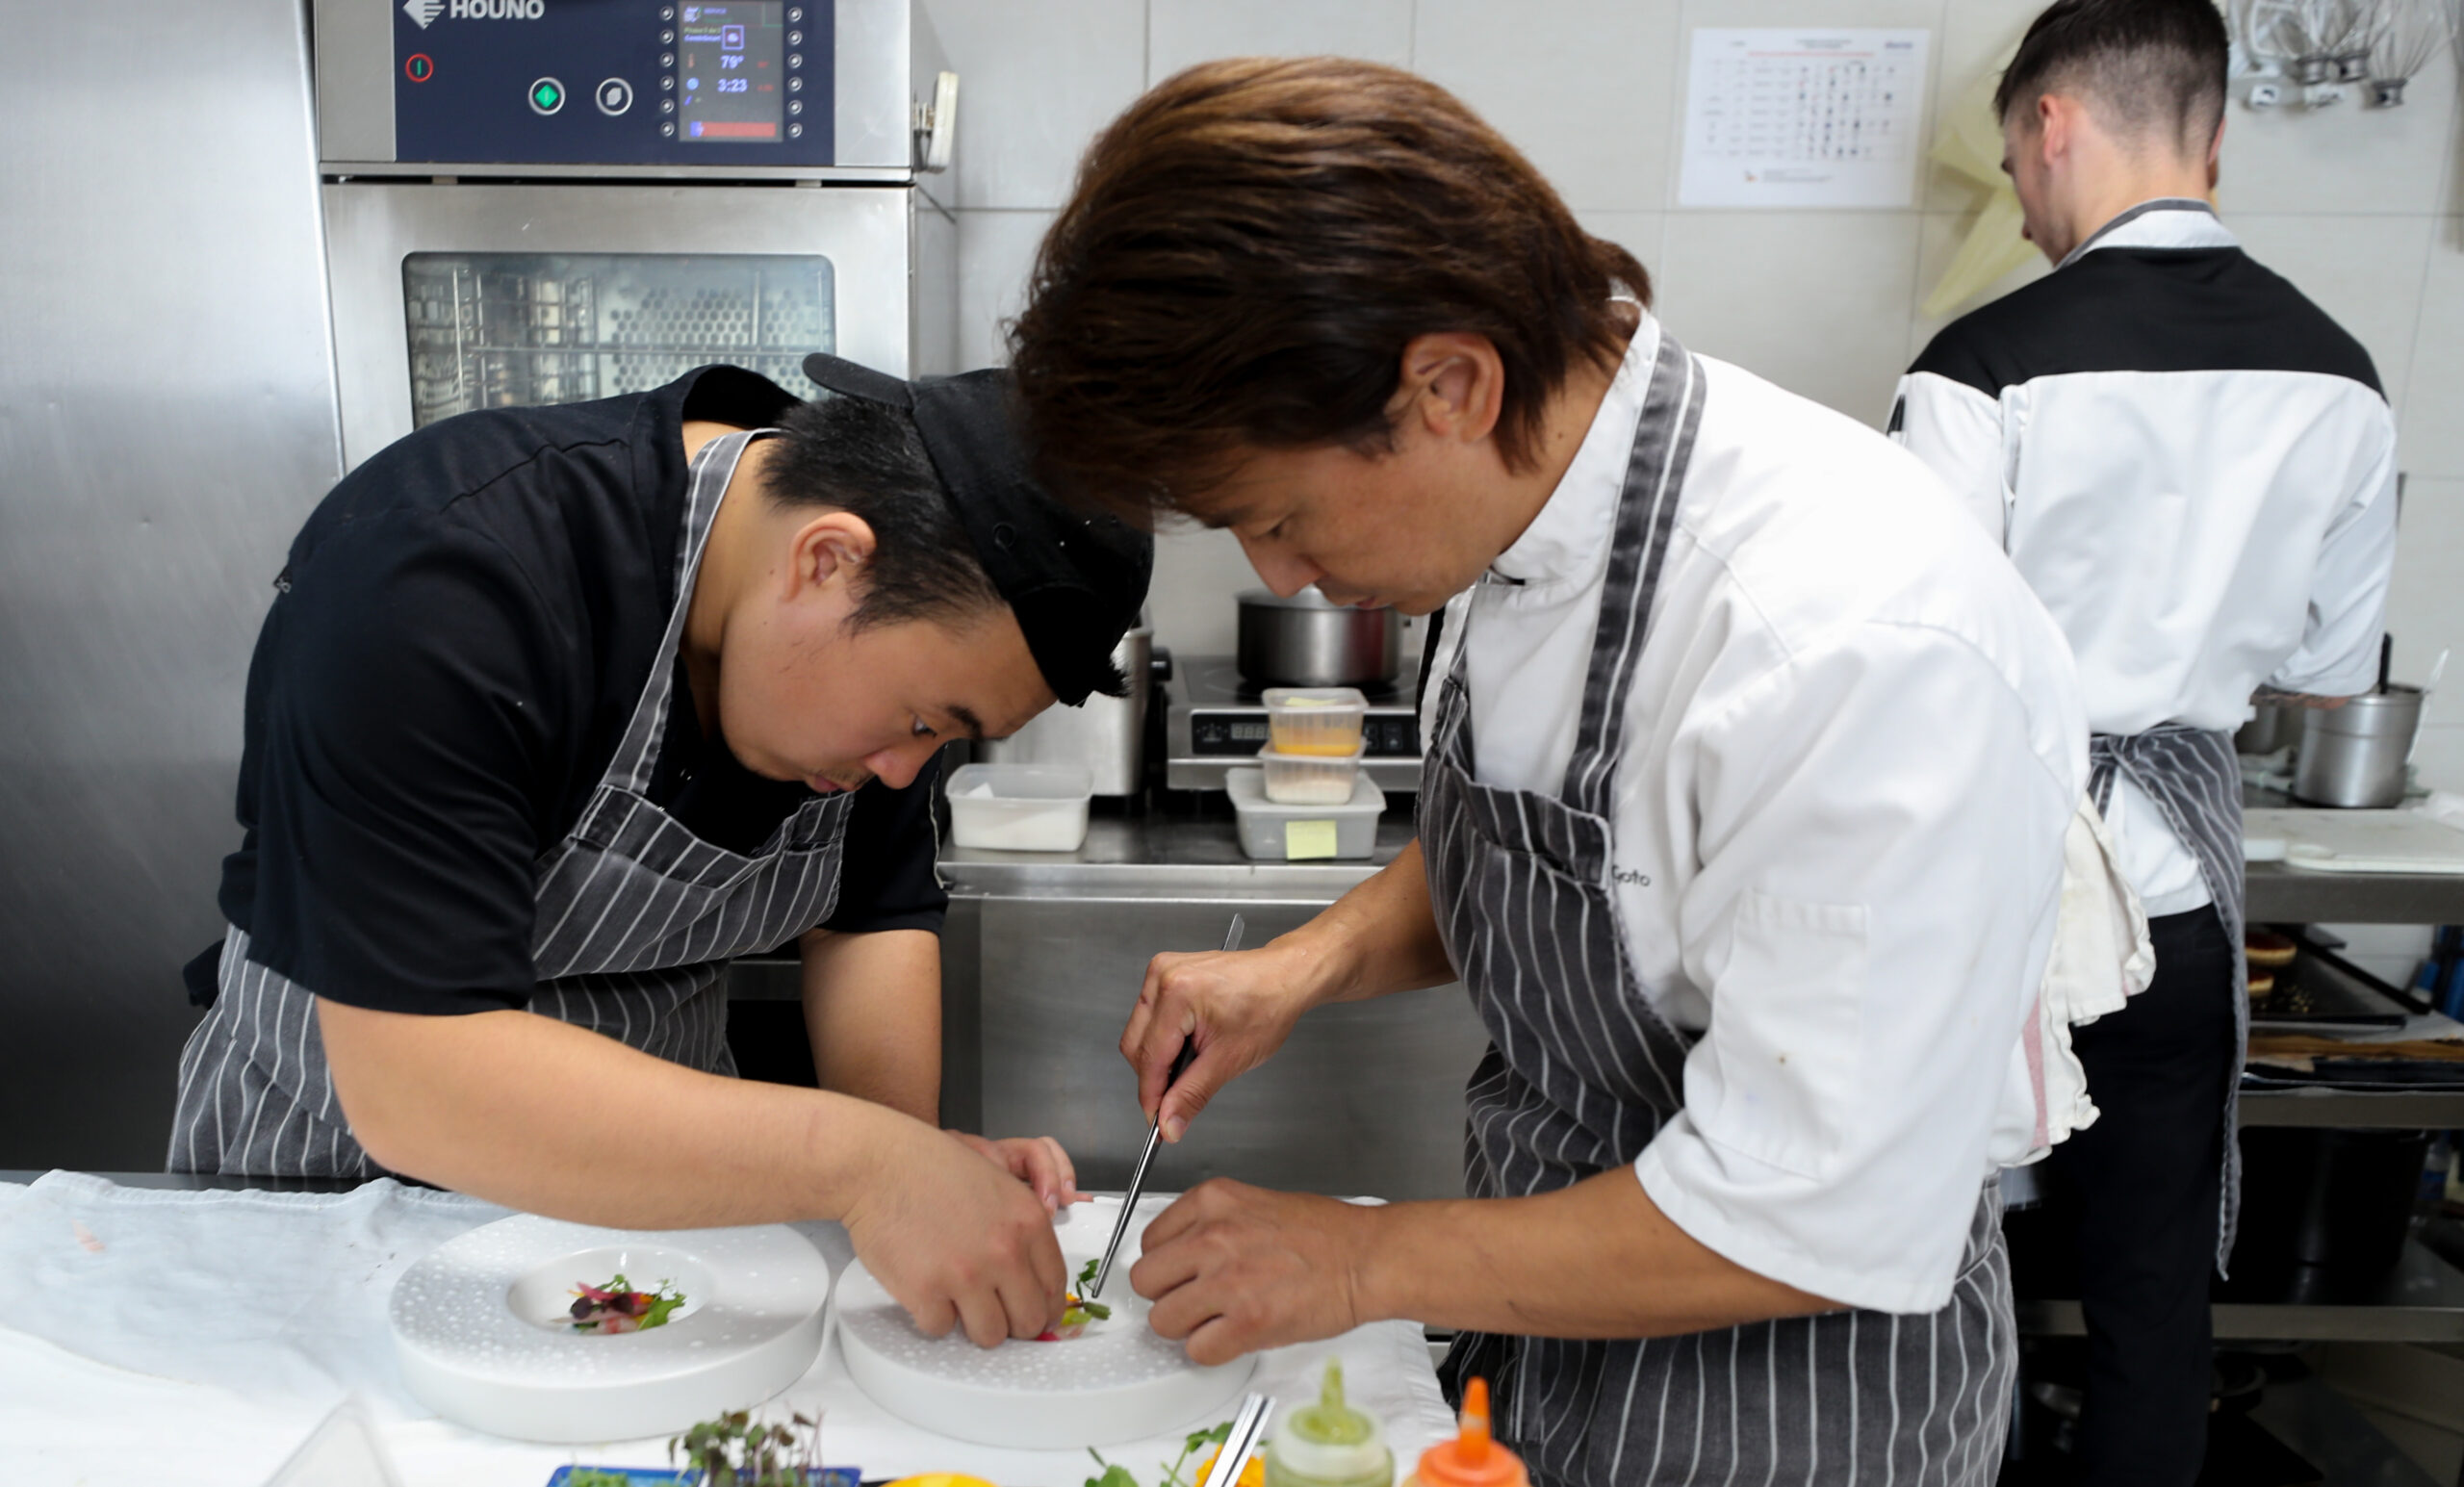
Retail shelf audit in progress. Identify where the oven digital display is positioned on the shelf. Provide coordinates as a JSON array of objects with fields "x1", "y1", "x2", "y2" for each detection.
[{"x1": 678, "y1": 3, "x2": 785, "y2": 142}]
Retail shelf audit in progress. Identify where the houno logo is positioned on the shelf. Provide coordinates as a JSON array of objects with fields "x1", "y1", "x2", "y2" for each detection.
[{"x1": 402, "y1": 0, "x2": 546, "y2": 24}]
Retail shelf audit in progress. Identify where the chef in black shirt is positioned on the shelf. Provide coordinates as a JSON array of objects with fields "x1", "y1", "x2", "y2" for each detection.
[{"x1": 167, "y1": 354, "x2": 1150, "y2": 1347}]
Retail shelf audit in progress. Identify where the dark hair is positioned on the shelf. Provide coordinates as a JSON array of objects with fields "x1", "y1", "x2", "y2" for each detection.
[
  {"x1": 762, "y1": 394, "x2": 1001, "y2": 628},
  {"x1": 1009, "y1": 56, "x2": 1649, "y2": 523},
  {"x1": 1994, "y1": 0, "x2": 2229, "y2": 149}
]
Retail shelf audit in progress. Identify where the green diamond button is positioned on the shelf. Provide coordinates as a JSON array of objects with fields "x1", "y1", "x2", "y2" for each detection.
[{"x1": 527, "y1": 76, "x2": 565, "y2": 115}]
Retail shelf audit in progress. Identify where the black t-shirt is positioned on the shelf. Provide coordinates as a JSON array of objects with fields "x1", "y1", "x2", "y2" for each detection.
[{"x1": 205, "y1": 366, "x2": 946, "y2": 1015}]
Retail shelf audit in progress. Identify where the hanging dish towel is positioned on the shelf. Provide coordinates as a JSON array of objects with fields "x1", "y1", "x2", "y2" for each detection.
[{"x1": 1992, "y1": 796, "x2": 2156, "y2": 1168}]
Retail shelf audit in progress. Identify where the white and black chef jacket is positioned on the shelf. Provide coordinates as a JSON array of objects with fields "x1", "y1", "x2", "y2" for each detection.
[
  {"x1": 1423, "y1": 312, "x2": 2087, "y2": 1314},
  {"x1": 1889, "y1": 200, "x2": 2399, "y2": 915}
]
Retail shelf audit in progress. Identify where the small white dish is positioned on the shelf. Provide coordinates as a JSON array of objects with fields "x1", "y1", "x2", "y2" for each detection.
[
  {"x1": 834, "y1": 1197, "x2": 1256, "y2": 1448},
  {"x1": 390, "y1": 1215, "x2": 831, "y2": 1444}
]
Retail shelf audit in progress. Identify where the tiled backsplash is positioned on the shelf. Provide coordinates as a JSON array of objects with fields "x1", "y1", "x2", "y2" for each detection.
[{"x1": 925, "y1": 0, "x2": 2464, "y2": 784}]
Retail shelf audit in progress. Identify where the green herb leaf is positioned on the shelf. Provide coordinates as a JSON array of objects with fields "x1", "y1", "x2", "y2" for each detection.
[
  {"x1": 1078, "y1": 1257, "x2": 1099, "y2": 1291},
  {"x1": 1078, "y1": 1300, "x2": 1112, "y2": 1320}
]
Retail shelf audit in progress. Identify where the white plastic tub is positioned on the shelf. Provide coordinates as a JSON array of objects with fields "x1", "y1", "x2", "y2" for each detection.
[
  {"x1": 1226, "y1": 767, "x2": 1385, "y2": 860},
  {"x1": 944, "y1": 763, "x2": 1093, "y2": 852},
  {"x1": 1263, "y1": 686, "x2": 1368, "y2": 756},
  {"x1": 1258, "y1": 744, "x2": 1365, "y2": 806}
]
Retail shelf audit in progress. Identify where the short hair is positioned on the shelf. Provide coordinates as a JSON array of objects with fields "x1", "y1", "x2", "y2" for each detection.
[
  {"x1": 1994, "y1": 0, "x2": 2229, "y2": 150},
  {"x1": 1009, "y1": 56, "x2": 1650, "y2": 523},
  {"x1": 762, "y1": 393, "x2": 1001, "y2": 629}
]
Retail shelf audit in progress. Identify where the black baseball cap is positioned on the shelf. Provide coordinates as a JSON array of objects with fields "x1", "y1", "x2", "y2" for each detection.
[{"x1": 802, "y1": 353, "x2": 1153, "y2": 706}]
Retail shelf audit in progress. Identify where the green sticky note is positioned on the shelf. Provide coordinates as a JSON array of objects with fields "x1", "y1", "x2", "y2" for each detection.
[{"x1": 1285, "y1": 819, "x2": 1340, "y2": 859}]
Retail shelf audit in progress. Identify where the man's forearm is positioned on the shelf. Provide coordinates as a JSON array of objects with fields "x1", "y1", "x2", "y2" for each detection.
[
  {"x1": 320, "y1": 996, "x2": 923, "y2": 1230},
  {"x1": 1284, "y1": 838, "x2": 1456, "y2": 1009},
  {"x1": 801, "y1": 927, "x2": 941, "y2": 1123},
  {"x1": 1356, "y1": 1167, "x2": 1838, "y2": 1339}
]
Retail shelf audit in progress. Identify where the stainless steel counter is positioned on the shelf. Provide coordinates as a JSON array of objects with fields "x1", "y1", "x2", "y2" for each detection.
[{"x1": 929, "y1": 808, "x2": 1488, "y2": 1203}]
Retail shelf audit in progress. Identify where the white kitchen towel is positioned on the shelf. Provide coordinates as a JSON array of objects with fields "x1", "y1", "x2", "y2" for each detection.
[
  {"x1": 1989, "y1": 796, "x2": 2156, "y2": 1167},
  {"x1": 0, "y1": 1174, "x2": 1453, "y2": 1487}
]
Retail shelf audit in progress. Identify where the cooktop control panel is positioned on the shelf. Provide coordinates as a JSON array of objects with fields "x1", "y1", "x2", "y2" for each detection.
[{"x1": 390, "y1": 0, "x2": 834, "y2": 166}]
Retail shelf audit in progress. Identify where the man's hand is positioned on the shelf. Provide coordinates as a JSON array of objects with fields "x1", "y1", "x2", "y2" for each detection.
[
  {"x1": 950, "y1": 1131, "x2": 1088, "y2": 1212},
  {"x1": 1120, "y1": 945, "x2": 1320, "y2": 1142},
  {"x1": 843, "y1": 1125, "x2": 1070, "y2": 1347},
  {"x1": 1130, "y1": 1180, "x2": 1378, "y2": 1365}
]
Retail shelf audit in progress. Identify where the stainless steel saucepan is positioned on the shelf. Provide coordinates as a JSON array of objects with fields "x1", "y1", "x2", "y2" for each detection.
[{"x1": 1236, "y1": 586, "x2": 1401, "y2": 688}]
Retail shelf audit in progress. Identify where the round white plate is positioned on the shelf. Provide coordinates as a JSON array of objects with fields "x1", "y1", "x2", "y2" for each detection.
[
  {"x1": 390, "y1": 1214, "x2": 831, "y2": 1443},
  {"x1": 834, "y1": 1197, "x2": 1256, "y2": 1449}
]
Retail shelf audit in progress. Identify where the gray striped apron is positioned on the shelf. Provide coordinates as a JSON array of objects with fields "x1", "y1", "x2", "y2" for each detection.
[
  {"x1": 168, "y1": 429, "x2": 856, "y2": 1178},
  {"x1": 1424, "y1": 332, "x2": 2015, "y2": 1485},
  {"x1": 2086, "y1": 728, "x2": 2246, "y2": 1261}
]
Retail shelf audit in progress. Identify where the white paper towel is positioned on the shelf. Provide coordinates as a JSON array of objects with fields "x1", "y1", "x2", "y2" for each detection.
[{"x1": 0, "y1": 1173, "x2": 1454, "y2": 1486}]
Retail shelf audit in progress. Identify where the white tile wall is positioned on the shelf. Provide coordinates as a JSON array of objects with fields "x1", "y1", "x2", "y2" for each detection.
[
  {"x1": 1146, "y1": 0, "x2": 1413, "y2": 79},
  {"x1": 2400, "y1": 225, "x2": 2464, "y2": 481},
  {"x1": 923, "y1": 0, "x2": 2464, "y2": 713},
  {"x1": 1656, "y1": 210, "x2": 1928, "y2": 426},
  {"x1": 928, "y1": 0, "x2": 1146, "y2": 209},
  {"x1": 952, "y1": 209, "x2": 1053, "y2": 369},
  {"x1": 1413, "y1": 0, "x2": 1684, "y2": 213}
]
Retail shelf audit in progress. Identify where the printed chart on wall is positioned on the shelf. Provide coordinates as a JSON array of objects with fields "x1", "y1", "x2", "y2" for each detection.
[{"x1": 1679, "y1": 28, "x2": 1931, "y2": 209}]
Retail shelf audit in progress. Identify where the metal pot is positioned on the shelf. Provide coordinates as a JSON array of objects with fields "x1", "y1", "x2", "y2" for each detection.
[
  {"x1": 2293, "y1": 686, "x2": 2424, "y2": 808},
  {"x1": 1236, "y1": 586, "x2": 1401, "y2": 688},
  {"x1": 977, "y1": 621, "x2": 1153, "y2": 796}
]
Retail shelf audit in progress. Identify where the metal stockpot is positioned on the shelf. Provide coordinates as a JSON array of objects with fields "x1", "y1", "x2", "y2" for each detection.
[
  {"x1": 2293, "y1": 686, "x2": 2425, "y2": 808},
  {"x1": 1236, "y1": 586, "x2": 1401, "y2": 688},
  {"x1": 977, "y1": 621, "x2": 1152, "y2": 796}
]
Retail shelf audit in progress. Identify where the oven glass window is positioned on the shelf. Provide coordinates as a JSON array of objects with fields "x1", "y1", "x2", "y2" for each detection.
[{"x1": 401, "y1": 251, "x2": 834, "y2": 427}]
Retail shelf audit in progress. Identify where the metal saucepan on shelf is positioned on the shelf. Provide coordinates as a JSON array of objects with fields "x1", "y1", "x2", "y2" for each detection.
[
  {"x1": 2294, "y1": 685, "x2": 2425, "y2": 808},
  {"x1": 1236, "y1": 586, "x2": 1400, "y2": 688}
]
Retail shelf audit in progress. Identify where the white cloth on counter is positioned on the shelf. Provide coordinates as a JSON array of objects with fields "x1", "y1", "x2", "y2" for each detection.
[
  {"x1": 1428, "y1": 312, "x2": 2087, "y2": 1314},
  {"x1": 1990, "y1": 797, "x2": 2157, "y2": 1167},
  {"x1": 0, "y1": 1173, "x2": 1452, "y2": 1487}
]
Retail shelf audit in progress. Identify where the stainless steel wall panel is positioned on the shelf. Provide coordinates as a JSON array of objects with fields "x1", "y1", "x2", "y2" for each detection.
[
  {"x1": 313, "y1": 0, "x2": 397, "y2": 163},
  {"x1": 0, "y1": 0, "x2": 344, "y2": 1167},
  {"x1": 970, "y1": 897, "x2": 1487, "y2": 1201}
]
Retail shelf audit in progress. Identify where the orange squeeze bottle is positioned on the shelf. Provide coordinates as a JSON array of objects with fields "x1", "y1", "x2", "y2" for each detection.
[{"x1": 1401, "y1": 1378, "x2": 1528, "y2": 1487}]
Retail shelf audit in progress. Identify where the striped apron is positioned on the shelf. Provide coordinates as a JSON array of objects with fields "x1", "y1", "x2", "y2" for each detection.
[
  {"x1": 2086, "y1": 728, "x2": 2246, "y2": 1259},
  {"x1": 1423, "y1": 332, "x2": 2015, "y2": 1485},
  {"x1": 168, "y1": 429, "x2": 857, "y2": 1178}
]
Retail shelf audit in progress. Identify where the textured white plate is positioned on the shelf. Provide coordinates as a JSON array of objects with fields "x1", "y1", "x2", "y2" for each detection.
[
  {"x1": 390, "y1": 1214, "x2": 831, "y2": 1443},
  {"x1": 834, "y1": 1197, "x2": 1256, "y2": 1448}
]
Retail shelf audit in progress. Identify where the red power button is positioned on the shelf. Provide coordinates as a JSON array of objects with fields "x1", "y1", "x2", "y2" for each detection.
[{"x1": 404, "y1": 53, "x2": 435, "y2": 83}]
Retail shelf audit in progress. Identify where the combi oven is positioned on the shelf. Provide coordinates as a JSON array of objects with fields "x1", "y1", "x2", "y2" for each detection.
[{"x1": 313, "y1": 0, "x2": 958, "y2": 469}]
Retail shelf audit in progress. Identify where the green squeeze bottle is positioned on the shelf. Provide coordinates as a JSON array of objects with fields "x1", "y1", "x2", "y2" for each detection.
[{"x1": 1265, "y1": 1359, "x2": 1396, "y2": 1487}]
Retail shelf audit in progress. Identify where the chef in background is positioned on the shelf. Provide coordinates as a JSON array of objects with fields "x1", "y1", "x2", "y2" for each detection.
[
  {"x1": 1013, "y1": 58, "x2": 2087, "y2": 1484},
  {"x1": 169, "y1": 355, "x2": 1148, "y2": 1347},
  {"x1": 1889, "y1": 2, "x2": 2398, "y2": 1480}
]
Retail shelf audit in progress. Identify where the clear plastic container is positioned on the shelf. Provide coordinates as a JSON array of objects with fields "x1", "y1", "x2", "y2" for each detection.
[
  {"x1": 943, "y1": 763, "x2": 1092, "y2": 852},
  {"x1": 1264, "y1": 687, "x2": 1369, "y2": 756},
  {"x1": 1227, "y1": 769, "x2": 1385, "y2": 860},
  {"x1": 1260, "y1": 744, "x2": 1366, "y2": 806}
]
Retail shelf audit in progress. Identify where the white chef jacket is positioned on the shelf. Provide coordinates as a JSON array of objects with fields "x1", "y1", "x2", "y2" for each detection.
[
  {"x1": 1424, "y1": 314, "x2": 2087, "y2": 1313},
  {"x1": 1890, "y1": 200, "x2": 2398, "y2": 915}
]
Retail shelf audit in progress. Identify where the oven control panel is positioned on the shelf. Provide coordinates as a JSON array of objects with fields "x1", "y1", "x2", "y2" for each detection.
[{"x1": 386, "y1": 0, "x2": 834, "y2": 166}]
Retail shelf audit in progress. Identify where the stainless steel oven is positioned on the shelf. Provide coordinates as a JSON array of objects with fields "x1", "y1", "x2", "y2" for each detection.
[{"x1": 313, "y1": 0, "x2": 957, "y2": 468}]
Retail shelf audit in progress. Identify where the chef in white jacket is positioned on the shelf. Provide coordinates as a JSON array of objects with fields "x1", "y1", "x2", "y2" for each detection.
[
  {"x1": 1888, "y1": 2, "x2": 2397, "y2": 1481},
  {"x1": 1008, "y1": 57, "x2": 2088, "y2": 1486}
]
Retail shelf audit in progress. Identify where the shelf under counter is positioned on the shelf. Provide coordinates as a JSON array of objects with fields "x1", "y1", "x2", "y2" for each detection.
[{"x1": 2017, "y1": 1237, "x2": 2464, "y2": 1344}]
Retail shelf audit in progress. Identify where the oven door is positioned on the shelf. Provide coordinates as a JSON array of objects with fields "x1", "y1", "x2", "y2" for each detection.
[{"x1": 324, "y1": 181, "x2": 933, "y2": 469}]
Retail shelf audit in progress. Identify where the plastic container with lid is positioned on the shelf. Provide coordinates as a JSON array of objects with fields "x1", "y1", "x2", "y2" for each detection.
[
  {"x1": 1402, "y1": 1378, "x2": 1527, "y2": 1487},
  {"x1": 1265, "y1": 687, "x2": 1369, "y2": 756},
  {"x1": 1260, "y1": 743, "x2": 1365, "y2": 806},
  {"x1": 1227, "y1": 768, "x2": 1384, "y2": 860},
  {"x1": 942, "y1": 763, "x2": 1092, "y2": 852},
  {"x1": 1265, "y1": 1359, "x2": 1394, "y2": 1487}
]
